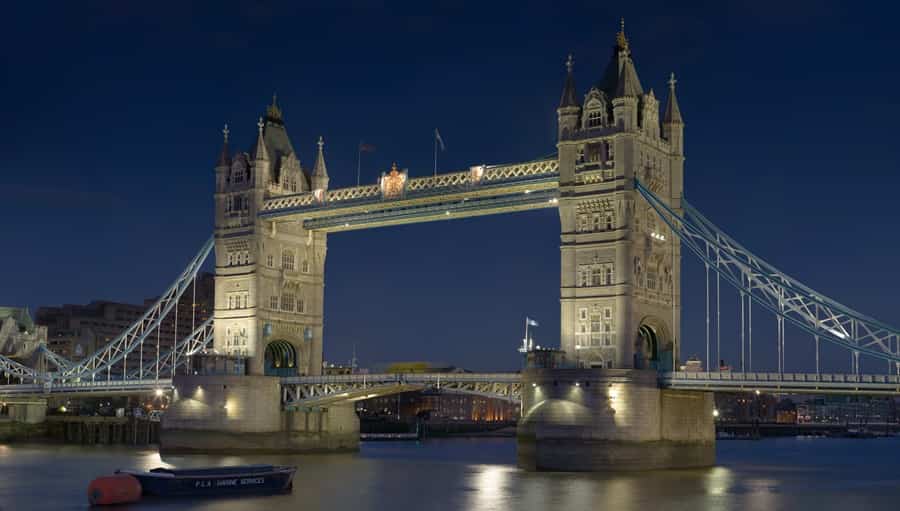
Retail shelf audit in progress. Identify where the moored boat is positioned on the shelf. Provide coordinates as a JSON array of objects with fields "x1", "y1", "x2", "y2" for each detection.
[{"x1": 116, "y1": 464, "x2": 296, "y2": 497}]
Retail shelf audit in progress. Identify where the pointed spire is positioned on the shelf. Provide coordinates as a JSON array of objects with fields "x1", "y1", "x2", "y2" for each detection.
[
  {"x1": 559, "y1": 54, "x2": 578, "y2": 108},
  {"x1": 664, "y1": 72, "x2": 683, "y2": 124},
  {"x1": 313, "y1": 136, "x2": 328, "y2": 178},
  {"x1": 266, "y1": 92, "x2": 283, "y2": 124},
  {"x1": 254, "y1": 116, "x2": 270, "y2": 161},
  {"x1": 216, "y1": 123, "x2": 231, "y2": 167},
  {"x1": 312, "y1": 136, "x2": 329, "y2": 191},
  {"x1": 615, "y1": 56, "x2": 643, "y2": 98}
]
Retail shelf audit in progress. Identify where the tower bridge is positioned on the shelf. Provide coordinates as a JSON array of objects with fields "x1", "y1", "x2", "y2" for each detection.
[{"x1": 2, "y1": 22, "x2": 900, "y2": 470}]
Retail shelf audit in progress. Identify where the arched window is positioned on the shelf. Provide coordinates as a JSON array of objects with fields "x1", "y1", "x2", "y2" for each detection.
[
  {"x1": 605, "y1": 266, "x2": 613, "y2": 285},
  {"x1": 605, "y1": 212, "x2": 614, "y2": 231},
  {"x1": 587, "y1": 110, "x2": 604, "y2": 128},
  {"x1": 301, "y1": 260, "x2": 310, "y2": 273},
  {"x1": 282, "y1": 251, "x2": 295, "y2": 271},
  {"x1": 297, "y1": 299, "x2": 305, "y2": 313},
  {"x1": 281, "y1": 294, "x2": 294, "y2": 311}
]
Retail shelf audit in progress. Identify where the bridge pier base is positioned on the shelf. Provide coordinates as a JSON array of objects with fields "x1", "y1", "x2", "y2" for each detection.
[
  {"x1": 5, "y1": 398, "x2": 47, "y2": 424},
  {"x1": 517, "y1": 368, "x2": 715, "y2": 471},
  {"x1": 160, "y1": 375, "x2": 358, "y2": 454}
]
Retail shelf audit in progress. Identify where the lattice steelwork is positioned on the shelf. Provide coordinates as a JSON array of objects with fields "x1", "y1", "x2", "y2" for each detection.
[
  {"x1": 281, "y1": 373, "x2": 522, "y2": 407},
  {"x1": 0, "y1": 236, "x2": 213, "y2": 384},
  {"x1": 636, "y1": 179, "x2": 900, "y2": 369},
  {"x1": 126, "y1": 318, "x2": 214, "y2": 381}
]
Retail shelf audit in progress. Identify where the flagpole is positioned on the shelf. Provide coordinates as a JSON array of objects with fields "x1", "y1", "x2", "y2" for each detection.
[
  {"x1": 433, "y1": 131, "x2": 438, "y2": 177},
  {"x1": 356, "y1": 141, "x2": 362, "y2": 186},
  {"x1": 524, "y1": 317, "x2": 528, "y2": 352}
]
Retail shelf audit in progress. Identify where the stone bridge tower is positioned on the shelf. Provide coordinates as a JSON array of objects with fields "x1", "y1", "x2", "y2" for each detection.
[
  {"x1": 557, "y1": 23, "x2": 685, "y2": 371},
  {"x1": 213, "y1": 98, "x2": 327, "y2": 376}
]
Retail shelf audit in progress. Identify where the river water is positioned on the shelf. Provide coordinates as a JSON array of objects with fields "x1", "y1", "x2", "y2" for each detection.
[{"x1": 1, "y1": 437, "x2": 899, "y2": 510}]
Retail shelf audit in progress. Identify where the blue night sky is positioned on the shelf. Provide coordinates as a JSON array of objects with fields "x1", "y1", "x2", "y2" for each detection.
[{"x1": 2, "y1": 1, "x2": 898, "y2": 373}]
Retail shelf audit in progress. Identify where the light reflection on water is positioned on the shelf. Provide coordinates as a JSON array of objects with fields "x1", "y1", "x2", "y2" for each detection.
[{"x1": 1, "y1": 437, "x2": 899, "y2": 510}]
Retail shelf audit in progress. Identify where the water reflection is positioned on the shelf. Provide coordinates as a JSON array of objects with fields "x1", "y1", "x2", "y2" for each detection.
[{"x1": 0, "y1": 438, "x2": 899, "y2": 510}]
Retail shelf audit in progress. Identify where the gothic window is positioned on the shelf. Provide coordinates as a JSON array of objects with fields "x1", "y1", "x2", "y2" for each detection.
[
  {"x1": 592, "y1": 213, "x2": 601, "y2": 231},
  {"x1": 579, "y1": 308, "x2": 588, "y2": 321},
  {"x1": 270, "y1": 295, "x2": 279, "y2": 310},
  {"x1": 604, "y1": 307, "x2": 612, "y2": 320},
  {"x1": 302, "y1": 260, "x2": 310, "y2": 273},
  {"x1": 587, "y1": 110, "x2": 604, "y2": 128},
  {"x1": 228, "y1": 296, "x2": 234, "y2": 309},
  {"x1": 646, "y1": 270, "x2": 658, "y2": 290},
  {"x1": 578, "y1": 214, "x2": 590, "y2": 232},
  {"x1": 605, "y1": 211, "x2": 614, "y2": 231},
  {"x1": 281, "y1": 294, "x2": 294, "y2": 311},
  {"x1": 267, "y1": 255, "x2": 274, "y2": 268},
  {"x1": 225, "y1": 196, "x2": 233, "y2": 212},
  {"x1": 234, "y1": 195, "x2": 242, "y2": 211},
  {"x1": 605, "y1": 266, "x2": 613, "y2": 285},
  {"x1": 282, "y1": 251, "x2": 295, "y2": 271},
  {"x1": 297, "y1": 299, "x2": 305, "y2": 313},
  {"x1": 591, "y1": 267, "x2": 603, "y2": 287}
]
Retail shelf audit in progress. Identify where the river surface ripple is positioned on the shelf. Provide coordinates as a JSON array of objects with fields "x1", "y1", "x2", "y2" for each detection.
[{"x1": 1, "y1": 437, "x2": 899, "y2": 510}]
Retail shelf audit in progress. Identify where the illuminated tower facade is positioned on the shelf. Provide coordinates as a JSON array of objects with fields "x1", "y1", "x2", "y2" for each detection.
[
  {"x1": 557, "y1": 22, "x2": 685, "y2": 370},
  {"x1": 213, "y1": 98, "x2": 328, "y2": 376}
]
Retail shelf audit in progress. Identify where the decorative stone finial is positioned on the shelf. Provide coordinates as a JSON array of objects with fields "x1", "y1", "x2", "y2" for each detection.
[
  {"x1": 616, "y1": 17, "x2": 629, "y2": 50},
  {"x1": 565, "y1": 53, "x2": 574, "y2": 73},
  {"x1": 257, "y1": 116, "x2": 264, "y2": 133},
  {"x1": 266, "y1": 93, "x2": 283, "y2": 123},
  {"x1": 668, "y1": 72, "x2": 677, "y2": 90},
  {"x1": 318, "y1": 135, "x2": 324, "y2": 149},
  {"x1": 222, "y1": 123, "x2": 230, "y2": 143}
]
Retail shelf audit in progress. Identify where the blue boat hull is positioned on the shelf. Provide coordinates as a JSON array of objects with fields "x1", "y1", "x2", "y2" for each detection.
[{"x1": 120, "y1": 465, "x2": 295, "y2": 497}]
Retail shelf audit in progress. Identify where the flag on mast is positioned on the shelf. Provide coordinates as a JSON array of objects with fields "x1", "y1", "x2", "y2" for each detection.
[
  {"x1": 356, "y1": 142, "x2": 376, "y2": 186},
  {"x1": 526, "y1": 318, "x2": 539, "y2": 327}
]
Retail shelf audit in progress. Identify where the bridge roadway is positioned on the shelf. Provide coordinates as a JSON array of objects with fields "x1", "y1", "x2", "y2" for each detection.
[{"x1": 3, "y1": 372, "x2": 900, "y2": 401}]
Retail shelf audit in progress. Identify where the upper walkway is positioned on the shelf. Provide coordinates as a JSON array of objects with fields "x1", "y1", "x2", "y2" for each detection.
[{"x1": 258, "y1": 159, "x2": 560, "y2": 232}]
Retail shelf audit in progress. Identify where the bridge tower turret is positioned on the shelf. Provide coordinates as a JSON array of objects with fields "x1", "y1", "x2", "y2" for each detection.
[
  {"x1": 212, "y1": 97, "x2": 326, "y2": 377},
  {"x1": 557, "y1": 21, "x2": 683, "y2": 371}
]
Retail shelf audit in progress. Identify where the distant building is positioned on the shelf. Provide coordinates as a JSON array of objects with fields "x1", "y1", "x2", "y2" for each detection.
[
  {"x1": 383, "y1": 361, "x2": 468, "y2": 374},
  {"x1": 0, "y1": 307, "x2": 46, "y2": 358},
  {"x1": 36, "y1": 272, "x2": 214, "y2": 363},
  {"x1": 359, "y1": 390, "x2": 519, "y2": 423}
]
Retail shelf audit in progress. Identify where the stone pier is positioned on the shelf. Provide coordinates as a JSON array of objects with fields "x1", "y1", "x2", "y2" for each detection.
[
  {"x1": 160, "y1": 374, "x2": 358, "y2": 454},
  {"x1": 517, "y1": 368, "x2": 714, "y2": 471}
]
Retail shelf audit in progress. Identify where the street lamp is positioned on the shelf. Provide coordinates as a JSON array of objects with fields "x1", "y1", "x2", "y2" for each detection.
[{"x1": 154, "y1": 388, "x2": 164, "y2": 397}]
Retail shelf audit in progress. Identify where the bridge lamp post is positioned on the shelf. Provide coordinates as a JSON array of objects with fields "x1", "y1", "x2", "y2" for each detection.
[
  {"x1": 713, "y1": 408, "x2": 719, "y2": 419},
  {"x1": 154, "y1": 388, "x2": 164, "y2": 397}
]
